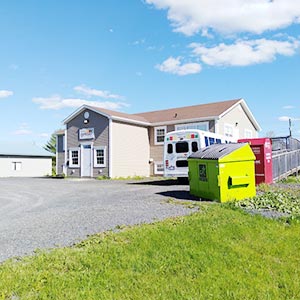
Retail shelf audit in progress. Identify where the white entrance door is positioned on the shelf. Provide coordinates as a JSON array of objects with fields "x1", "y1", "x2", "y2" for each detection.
[{"x1": 81, "y1": 145, "x2": 92, "y2": 177}]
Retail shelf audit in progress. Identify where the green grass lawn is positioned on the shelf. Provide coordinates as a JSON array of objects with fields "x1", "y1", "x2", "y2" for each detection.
[{"x1": 1, "y1": 203, "x2": 300, "y2": 299}]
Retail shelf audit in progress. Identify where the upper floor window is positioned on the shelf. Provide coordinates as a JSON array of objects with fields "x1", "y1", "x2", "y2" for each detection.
[
  {"x1": 154, "y1": 126, "x2": 167, "y2": 145},
  {"x1": 224, "y1": 124, "x2": 234, "y2": 138},
  {"x1": 244, "y1": 129, "x2": 253, "y2": 138}
]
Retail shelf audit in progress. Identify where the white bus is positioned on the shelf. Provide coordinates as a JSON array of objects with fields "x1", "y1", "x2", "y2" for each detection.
[{"x1": 163, "y1": 129, "x2": 235, "y2": 180}]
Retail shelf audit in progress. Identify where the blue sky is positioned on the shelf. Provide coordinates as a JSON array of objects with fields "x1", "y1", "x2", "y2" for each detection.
[{"x1": 1, "y1": 0, "x2": 300, "y2": 146}]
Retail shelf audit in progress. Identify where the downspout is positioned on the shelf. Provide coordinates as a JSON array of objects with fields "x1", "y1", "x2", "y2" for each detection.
[
  {"x1": 108, "y1": 118, "x2": 112, "y2": 178},
  {"x1": 55, "y1": 134, "x2": 58, "y2": 175},
  {"x1": 64, "y1": 127, "x2": 68, "y2": 176}
]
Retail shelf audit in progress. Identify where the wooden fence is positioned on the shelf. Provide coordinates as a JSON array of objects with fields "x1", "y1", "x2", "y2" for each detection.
[{"x1": 272, "y1": 149, "x2": 300, "y2": 181}]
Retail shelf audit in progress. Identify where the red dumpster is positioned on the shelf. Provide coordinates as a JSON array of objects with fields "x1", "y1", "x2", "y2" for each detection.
[{"x1": 238, "y1": 138, "x2": 273, "y2": 185}]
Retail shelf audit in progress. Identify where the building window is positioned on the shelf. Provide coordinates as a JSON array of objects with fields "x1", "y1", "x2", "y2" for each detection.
[
  {"x1": 154, "y1": 126, "x2": 167, "y2": 145},
  {"x1": 175, "y1": 122, "x2": 209, "y2": 131},
  {"x1": 69, "y1": 148, "x2": 80, "y2": 167},
  {"x1": 12, "y1": 162, "x2": 22, "y2": 171},
  {"x1": 224, "y1": 124, "x2": 234, "y2": 138},
  {"x1": 94, "y1": 146, "x2": 106, "y2": 167},
  {"x1": 244, "y1": 129, "x2": 252, "y2": 138},
  {"x1": 154, "y1": 162, "x2": 164, "y2": 175}
]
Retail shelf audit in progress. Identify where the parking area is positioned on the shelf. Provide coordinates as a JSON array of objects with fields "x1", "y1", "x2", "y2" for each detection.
[{"x1": 0, "y1": 177, "x2": 197, "y2": 262}]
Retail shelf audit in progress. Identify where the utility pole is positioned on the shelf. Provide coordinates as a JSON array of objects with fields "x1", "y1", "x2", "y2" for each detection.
[{"x1": 289, "y1": 118, "x2": 292, "y2": 137}]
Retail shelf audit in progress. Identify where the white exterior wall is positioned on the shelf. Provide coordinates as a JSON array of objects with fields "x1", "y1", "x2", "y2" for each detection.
[
  {"x1": 111, "y1": 122, "x2": 150, "y2": 178},
  {"x1": 0, "y1": 157, "x2": 52, "y2": 177},
  {"x1": 216, "y1": 103, "x2": 259, "y2": 139}
]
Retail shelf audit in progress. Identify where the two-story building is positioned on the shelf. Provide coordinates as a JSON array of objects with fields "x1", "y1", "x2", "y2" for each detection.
[{"x1": 56, "y1": 98, "x2": 261, "y2": 178}]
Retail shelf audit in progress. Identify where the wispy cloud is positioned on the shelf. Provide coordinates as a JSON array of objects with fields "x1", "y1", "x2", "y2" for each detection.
[
  {"x1": 12, "y1": 123, "x2": 32, "y2": 136},
  {"x1": 32, "y1": 95, "x2": 129, "y2": 110},
  {"x1": 0, "y1": 90, "x2": 13, "y2": 98},
  {"x1": 279, "y1": 116, "x2": 300, "y2": 122},
  {"x1": 74, "y1": 85, "x2": 124, "y2": 100},
  {"x1": 156, "y1": 56, "x2": 201, "y2": 75},
  {"x1": 146, "y1": 0, "x2": 300, "y2": 36},
  {"x1": 9, "y1": 64, "x2": 19, "y2": 70},
  {"x1": 283, "y1": 105, "x2": 295, "y2": 109},
  {"x1": 190, "y1": 38, "x2": 300, "y2": 67}
]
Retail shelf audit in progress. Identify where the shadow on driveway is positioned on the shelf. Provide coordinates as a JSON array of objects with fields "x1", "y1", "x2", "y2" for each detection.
[
  {"x1": 128, "y1": 179, "x2": 189, "y2": 186},
  {"x1": 156, "y1": 190, "x2": 200, "y2": 201}
]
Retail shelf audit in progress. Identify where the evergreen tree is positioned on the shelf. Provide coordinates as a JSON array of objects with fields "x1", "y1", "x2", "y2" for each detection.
[{"x1": 44, "y1": 132, "x2": 57, "y2": 176}]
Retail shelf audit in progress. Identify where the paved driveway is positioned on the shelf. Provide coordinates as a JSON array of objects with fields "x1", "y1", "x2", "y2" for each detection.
[{"x1": 0, "y1": 178, "x2": 196, "y2": 262}]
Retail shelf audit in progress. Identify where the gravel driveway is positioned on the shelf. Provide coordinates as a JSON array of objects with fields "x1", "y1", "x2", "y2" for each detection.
[{"x1": 0, "y1": 178, "x2": 197, "y2": 262}]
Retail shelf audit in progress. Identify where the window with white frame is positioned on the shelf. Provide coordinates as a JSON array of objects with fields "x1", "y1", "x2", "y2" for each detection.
[
  {"x1": 12, "y1": 162, "x2": 22, "y2": 171},
  {"x1": 69, "y1": 148, "x2": 80, "y2": 167},
  {"x1": 154, "y1": 126, "x2": 166, "y2": 145},
  {"x1": 244, "y1": 129, "x2": 253, "y2": 138},
  {"x1": 224, "y1": 124, "x2": 234, "y2": 138},
  {"x1": 154, "y1": 161, "x2": 164, "y2": 175},
  {"x1": 94, "y1": 146, "x2": 106, "y2": 167},
  {"x1": 175, "y1": 121, "x2": 209, "y2": 131}
]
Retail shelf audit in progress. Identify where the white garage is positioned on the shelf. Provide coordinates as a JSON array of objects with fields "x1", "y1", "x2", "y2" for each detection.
[{"x1": 0, "y1": 142, "x2": 53, "y2": 177}]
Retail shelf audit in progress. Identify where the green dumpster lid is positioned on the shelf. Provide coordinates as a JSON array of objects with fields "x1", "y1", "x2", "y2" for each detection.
[{"x1": 189, "y1": 143, "x2": 248, "y2": 160}]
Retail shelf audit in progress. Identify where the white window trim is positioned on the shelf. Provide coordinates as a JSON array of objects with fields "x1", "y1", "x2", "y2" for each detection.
[
  {"x1": 175, "y1": 121, "x2": 209, "y2": 131},
  {"x1": 244, "y1": 129, "x2": 253, "y2": 138},
  {"x1": 224, "y1": 123, "x2": 234, "y2": 138},
  {"x1": 154, "y1": 126, "x2": 167, "y2": 145},
  {"x1": 69, "y1": 147, "x2": 80, "y2": 168},
  {"x1": 154, "y1": 161, "x2": 164, "y2": 175},
  {"x1": 94, "y1": 146, "x2": 106, "y2": 168}
]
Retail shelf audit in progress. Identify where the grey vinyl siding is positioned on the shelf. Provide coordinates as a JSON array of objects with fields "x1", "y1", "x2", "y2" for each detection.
[
  {"x1": 57, "y1": 152, "x2": 64, "y2": 175},
  {"x1": 66, "y1": 108, "x2": 109, "y2": 177},
  {"x1": 56, "y1": 135, "x2": 65, "y2": 175}
]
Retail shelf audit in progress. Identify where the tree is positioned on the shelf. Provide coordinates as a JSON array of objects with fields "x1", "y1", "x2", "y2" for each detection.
[
  {"x1": 44, "y1": 132, "x2": 57, "y2": 176},
  {"x1": 44, "y1": 133, "x2": 56, "y2": 154}
]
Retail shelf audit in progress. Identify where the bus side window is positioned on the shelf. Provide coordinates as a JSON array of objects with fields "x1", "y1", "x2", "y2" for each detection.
[
  {"x1": 216, "y1": 138, "x2": 221, "y2": 144},
  {"x1": 167, "y1": 144, "x2": 173, "y2": 154},
  {"x1": 192, "y1": 141, "x2": 198, "y2": 152},
  {"x1": 205, "y1": 136, "x2": 209, "y2": 147},
  {"x1": 209, "y1": 137, "x2": 215, "y2": 145}
]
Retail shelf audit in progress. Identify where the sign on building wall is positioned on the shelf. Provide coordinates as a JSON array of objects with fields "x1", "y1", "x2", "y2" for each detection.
[{"x1": 79, "y1": 128, "x2": 95, "y2": 140}]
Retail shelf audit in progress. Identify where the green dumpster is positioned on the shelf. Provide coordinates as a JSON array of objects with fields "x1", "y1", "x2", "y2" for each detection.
[{"x1": 188, "y1": 143, "x2": 256, "y2": 202}]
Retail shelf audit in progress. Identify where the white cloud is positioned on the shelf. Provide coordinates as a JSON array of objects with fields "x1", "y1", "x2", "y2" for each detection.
[
  {"x1": 279, "y1": 116, "x2": 300, "y2": 122},
  {"x1": 74, "y1": 85, "x2": 124, "y2": 100},
  {"x1": 32, "y1": 95, "x2": 129, "y2": 110},
  {"x1": 190, "y1": 38, "x2": 300, "y2": 66},
  {"x1": 0, "y1": 90, "x2": 13, "y2": 98},
  {"x1": 146, "y1": 0, "x2": 300, "y2": 35},
  {"x1": 283, "y1": 105, "x2": 295, "y2": 109},
  {"x1": 156, "y1": 56, "x2": 201, "y2": 75}
]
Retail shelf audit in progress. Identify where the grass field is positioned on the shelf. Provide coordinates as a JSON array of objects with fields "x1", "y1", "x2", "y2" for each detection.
[{"x1": 1, "y1": 202, "x2": 300, "y2": 299}]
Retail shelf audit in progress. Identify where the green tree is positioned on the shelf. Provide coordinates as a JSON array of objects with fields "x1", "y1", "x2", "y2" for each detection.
[
  {"x1": 44, "y1": 133, "x2": 57, "y2": 154},
  {"x1": 44, "y1": 132, "x2": 57, "y2": 176}
]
